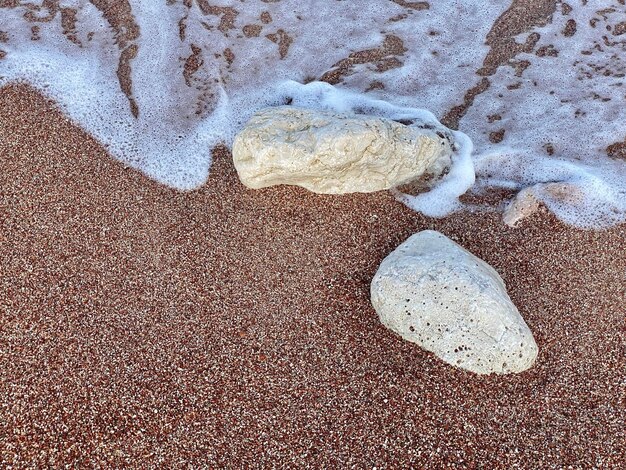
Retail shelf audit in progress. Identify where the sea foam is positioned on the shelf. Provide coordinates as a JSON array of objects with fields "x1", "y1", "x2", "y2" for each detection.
[{"x1": 1, "y1": 0, "x2": 624, "y2": 228}]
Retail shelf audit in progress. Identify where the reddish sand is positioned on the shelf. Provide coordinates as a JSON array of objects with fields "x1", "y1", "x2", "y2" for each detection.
[{"x1": 0, "y1": 85, "x2": 624, "y2": 467}]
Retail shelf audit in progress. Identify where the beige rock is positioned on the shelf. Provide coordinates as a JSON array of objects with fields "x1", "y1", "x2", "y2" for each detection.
[
  {"x1": 371, "y1": 230, "x2": 538, "y2": 375},
  {"x1": 503, "y1": 188, "x2": 541, "y2": 227},
  {"x1": 503, "y1": 182, "x2": 583, "y2": 227},
  {"x1": 232, "y1": 106, "x2": 454, "y2": 194}
]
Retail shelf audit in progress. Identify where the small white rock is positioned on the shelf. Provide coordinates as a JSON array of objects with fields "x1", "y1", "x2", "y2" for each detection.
[
  {"x1": 232, "y1": 106, "x2": 454, "y2": 194},
  {"x1": 371, "y1": 230, "x2": 538, "y2": 374}
]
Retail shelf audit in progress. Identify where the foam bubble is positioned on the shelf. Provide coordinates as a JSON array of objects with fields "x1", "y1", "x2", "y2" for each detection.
[{"x1": 395, "y1": 130, "x2": 475, "y2": 217}]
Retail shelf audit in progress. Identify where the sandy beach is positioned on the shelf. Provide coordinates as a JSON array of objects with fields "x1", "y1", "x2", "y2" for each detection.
[
  {"x1": 1, "y1": 84, "x2": 624, "y2": 467},
  {"x1": 2, "y1": 0, "x2": 626, "y2": 466}
]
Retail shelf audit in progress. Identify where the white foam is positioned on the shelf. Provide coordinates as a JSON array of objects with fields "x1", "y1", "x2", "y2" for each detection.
[
  {"x1": 394, "y1": 130, "x2": 475, "y2": 217},
  {"x1": 1, "y1": 0, "x2": 624, "y2": 227},
  {"x1": 459, "y1": 0, "x2": 626, "y2": 227}
]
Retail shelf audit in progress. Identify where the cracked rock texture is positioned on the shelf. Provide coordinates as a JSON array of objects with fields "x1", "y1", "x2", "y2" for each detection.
[
  {"x1": 232, "y1": 106, "x2": 453, "y2": 194},
  {"x1": 371, "y1": 230, "x2": 538, "y2": 375}
]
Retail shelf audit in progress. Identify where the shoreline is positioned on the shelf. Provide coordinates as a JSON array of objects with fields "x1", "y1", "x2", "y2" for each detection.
[{"x1": 1, "y1": 85, "x2": 624, "y2": 467}]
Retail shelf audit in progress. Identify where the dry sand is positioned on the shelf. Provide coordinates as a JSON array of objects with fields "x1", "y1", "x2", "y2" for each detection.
[{"x1": 0, "y1": 84, "x2": 624, "y2": 467}]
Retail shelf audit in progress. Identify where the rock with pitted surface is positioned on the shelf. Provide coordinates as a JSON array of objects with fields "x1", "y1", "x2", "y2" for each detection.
[
  {"x1": 232, "y1": 106, "x2": 454, "y2": 194},
  {"x1": 371, "y1": 230, "x2": 538, "y2": 375}
]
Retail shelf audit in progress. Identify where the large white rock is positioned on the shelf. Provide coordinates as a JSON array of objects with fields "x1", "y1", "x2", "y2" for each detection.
[
  {"x1": 371, "y1": 230, "x2": 538, "y2": 374},
  {"x1": 232, "y1": 106, "x2": 454, "y2": 194}
]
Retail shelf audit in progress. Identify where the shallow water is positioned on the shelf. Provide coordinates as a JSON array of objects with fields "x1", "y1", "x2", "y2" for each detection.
[{"x1": 1, "y1": 0, "x2": 624, "y2": 227}]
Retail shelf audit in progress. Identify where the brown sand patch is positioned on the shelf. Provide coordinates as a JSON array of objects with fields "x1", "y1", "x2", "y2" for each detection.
[
  {"x1": 388, "y1": 13, "x2": 409, "y2": 22},
  {"x1": 260, "y1": 11, "x2": 272, "y2": 24},
  {"x1": 606, "y1": 139, "x2": 626, "y2": 160},
  {"x1": 60, "y1": 7, "x2": 80, "y2": 45},
  {"x1": 223, "y1": 47, "x2": 235, "y2": 66},
  {"x1": 562, "y1": 18, "x2": 577, "y2": 36},
  {"x1": 444, "y1": 0, "x2": 558, "y2": 127},
  {"x1": 479, "y1": 0, "x2": 556, "y2": 74},
  {"x1": 176, "y1": 0, "x2": 193, "y2": 41},
  {"x1": 30, "y1": 25, "x2": 39, "y2": 41},
  {"x1": 197, "y1": 0, "x2": 238, "y2": 35},
  {"x1": 88, "y1": 0, "x2": 140, "y2": 118},
  {"x1": 489, "y1": 129, "x2": 506, "y2": 143},
  {"x1": 613, "y1": 21, "x2": 626, "y2": 36},
  {"x1": 182, "y1": 44, "x2": 204, "y2": 87},
  {"x1": 390, "y1": 0, "x2": 430, "y2": 10},
  {"x1": 181, "y1": 44, "x2": 218, "y2": 117},
  {"x1": 242, "y1": 24, "x2": 262, "y2": 38},
  {"x1": 320, "y1": 35, "x2": 406, "y2": 85},
  {"x1": 117, "y1": 44, "x2": 139, "y2": 117},
  {"x1": 22, "y1": 0, "x2": 59, "y2": 23},
  {"x1": 265, "y1": 29, "x2": 292, "y2": 60},
  {"x1": 0, "y1": 84, "x2": 624, "y2": 467},
  {"x1": 442, "y1": 78, "x2": 490, "y2": 129},
  {"x1": 536, "y1": 44, "x2": 558, "y2": 57}
]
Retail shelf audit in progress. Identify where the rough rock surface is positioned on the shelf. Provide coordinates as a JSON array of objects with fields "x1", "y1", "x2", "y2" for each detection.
[
  {"x1": 232, "y1": 106, "x2": 454, "y2": 194},
  {"x1": 371, "y1": 230, "x2": 538, "y2": 374}
]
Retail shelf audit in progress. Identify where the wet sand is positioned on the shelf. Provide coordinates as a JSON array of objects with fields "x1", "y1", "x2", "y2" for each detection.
[{"x1": 0, "y1": 84, "x2": 624, "y2": 467}]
